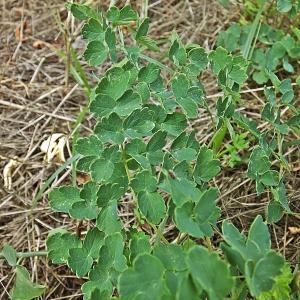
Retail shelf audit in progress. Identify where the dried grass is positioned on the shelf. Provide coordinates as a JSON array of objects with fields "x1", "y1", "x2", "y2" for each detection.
[{"x1": 0, "y1": 0, "x2": 299, "y2": 299}]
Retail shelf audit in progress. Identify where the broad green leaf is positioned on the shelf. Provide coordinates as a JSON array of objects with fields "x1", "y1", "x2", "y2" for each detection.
[
  {"x1": 169, "y1": 38, "x2": 183, "y2": 65},
  {"x1": 153, "y1": 244, "x2": 187, "y2": 271},
  {"x1": 253, "y1": 70, "x2": 268, "y2": 84},
  {"x1": 76, "y1": 156, "x2": 96, "y2": 172},
  {"x1": 82, "y1": 19, "x2": 105, "y2": 41},
  {"x1": 217, "y1": 23, "x2": 241, "y2": 52},
  {"x1": 107, "y1": 6, "x2": 137, "y2": 26},
  {"x1": 247, "y1": 148, "x2": 271, "y2": 180},
  {"x1": 90, "y1": 94, "x2": 116, "y2": 118},
  {"x1": 176, "y1": 273, "x2": 200, "y2": 300},
  {"x1": 109, "y1": 162, "x2": 129, "y2": 191},
  {"x1": 147, "y1": 130, "x2": 167, "y2": 152},
  {"x1": 229, "y1": 63, "x2": 248, "y2": 84},
  {"x1": 131, "y1": 170, "x2": 157, "y2": 193},
  {"x1": 223, "y1": 216, "x2": 275, "y2": 264},
  {"x1": 220, "y1": 242, "x2": 245, "y2": 273},
  {"x1": 267, "y1": 201, "x2": 284, "y2": 224},
  {"x1": 128, "y1": 231, "x2": 151, "y2": 264},
  {"x1": 94, "y1": 113, "x2": 124, "y2": 144},
  {"x1": 175, "y1": 202, "x2": 203, "y2": 237},
  {"x1": 172, "y1": 147, "x2": 197, "y2": 162},
  {"x1": 209, "y1": 46, "x2": 229, "y2": 75},
  {"x1": 272, "y1": 181, "x2": 290, "y2": 212},
  {"x1": 1, "y1": 244, "x2": 17, "y2": 267},
  {"x1": 193, "y1": 146, "x2": 220, "y2": 182},
  {"x1": 75, "y1": 135, "x2": 103, "y2": 157},
  {"x1": 125, "y1": 138, "x2": 146, "y2": 156},
  {"x1": 188, "y1": 47, "x2": 208, "y2": 71},
  {"x1": 87, "y1": 288, "x2": 111, "y2": 300},
  {"x1": 97, "y1": 183, "x2": 123, "y2": 207},
  {"x1": 138, "y1": 63, "x2": 160, "y2": 84},
  {"x1": 96, "y1": 202, "x2": 122, "y2": 235},
  {"x1": 49, "y1": 186, "x2": 81, "y2": 213},
  {"x1": 46, "y1": 230, "x2": 81, "y2": 264},
  {"x1": 107, "y1": 6, "x2": 119, "y2": 24},
  {"x1": 136, "y1": 18, "x2": 150, "y2": 40},
  {"x1": 83, "y1": 228, "x2": 105, "y2": 259},
  {"x1": 118, "y1": 5, "x2": 137, "y2": 25},
  {"x1": 172, "y1": 74, "x2": 189, "y2": 98},
  {"x1": 222, "y1": 220, "x2": 256, "y2": 261},
  {"x1": 258, "y1": 263, "x2": 293, "y2": 300},
  {"x1": 162, "y1": 112, "x2": 187, "y2": 136},
  {"x1": 248, "y1": 215, "x2": 270, "y2": 254},
  {"x1": 188, "y1": 246, "x2": 233, "y2": 299},
  {"x1": 84, "y1": 41, "x2": 107, "y2": 66},
  {"x1": 279, "y1": 79, "x2": 294, "y2": 104},
  {"x1": 96, "y1": 67, "x2": 130, "y2": 100},
  {"x1": 246, "y1": 251, "x2": 285, "y2": 297},
  {"x1": 233, "y1": 112, "x2": 260, "y2": 138},
  {"x1": 194, "y1": 188, "x2": 219, "y2": 224},
  {"x1": 123, "y1": 108, "x2": 155, "y2": 138},
  {"x1": 171, "y1": 132, "x2": 188, "y2": 150},
  {"x1": 115, "y1": 90, "x2": 142, "y2": 116},
  {"x1": 68, "y1": 247, "x2": 93, "y2": 277},
  {"x1": 10, "y1": 266, "x2": 46, "y2": 300},
  {"x1": 166, "y1": 177, "x2": 201, "y2": 206},
  {"x1": 82, "y1": 278, "x2": 112, "y2": 300},
  {"x1": 287, "y1": 113, "x2": 300, "y2": 126},
  {"x1": 69, "y1": 4, "x2": 99, "y2": 20},
  {"x1": 69, "y1": 182, "x2": 99, "y2": 220},
  {"x1": 176, "y1": 97, "x2": 198, "y2": 118},
  {"x1": 90, "y1": 158, "x2": 114, "y2": 182},
  {"x1": 138, "y1": 191, "x2": 166, "y2": 224},
  {"x1": 119, "y1": 254, "x2": 166, "y2": 300},
  {"x1": 260, "y1": 170, "x2": 280, "y2": 186},
  {"x1": 277, "y1": 0, "x2": 293, "y2": 12},
  {"x1": 136, "y1": 82, "x2": 150, "y2": 103},
  {"x1": 99, "y1": 233, "x2": 127, "y2": 273},
  {"x1": 70, "y1": 200, "x2": 99, "y2": 220},
  {"x1": 105, "y1": 27, "x2": 117, "y2": 62},
  {"x1": 174, "y1": 189, "x2": 219, "y2": 238}
]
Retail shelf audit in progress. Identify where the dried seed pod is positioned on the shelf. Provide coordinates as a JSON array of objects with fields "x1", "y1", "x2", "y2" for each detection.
[
  {"x1": 3, "y1": 157, "x2": 20, "y2": 190},
  {"x1": 40, "y1": 133, "x2": 69, "y2": 163}
]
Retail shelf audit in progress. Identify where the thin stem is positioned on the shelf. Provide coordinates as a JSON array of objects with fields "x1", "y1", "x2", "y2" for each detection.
[
  {"x1": 0, "y1": 251, "x2": 48, "y2": 260},
  {"x1": 139, "y1": 53, "x2": 174, "y2": 74}
]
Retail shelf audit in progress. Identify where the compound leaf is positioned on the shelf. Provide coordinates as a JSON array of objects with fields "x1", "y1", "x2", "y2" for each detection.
[
  {"x1": 10, "y1": 266, "x2": 46, "y2": 300},
  {"x1": 84, "y1": 41, "x2": 107, "y2": 66},
  {"x1": 193, "y1": 146, "x2": 220, "y2": 183},
  {"x1": 68, "y1": 247, "x2": 93, "y2": 278},
  {"x1": 138, "y1": 191, "x2": 166, "y2": 224},
  {"x1": 49, "y1": 186, "x2": 81, "y2": 213},
  {"x1": 119, "y1": 254, "x2": 166, "y2": 300},
  {"x1": 188, "y1": 246, "x2": 233, "y2": 299}
]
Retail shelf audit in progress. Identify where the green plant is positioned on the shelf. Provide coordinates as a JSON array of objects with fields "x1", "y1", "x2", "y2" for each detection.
[{"x1": 1, "y1": 2, "x2": 300, "y2": 299}]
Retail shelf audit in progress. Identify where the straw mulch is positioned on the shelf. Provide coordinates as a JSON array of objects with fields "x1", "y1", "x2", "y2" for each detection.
[{"x1": 0, "y1": 0, "x2": 299, "y2": 299}]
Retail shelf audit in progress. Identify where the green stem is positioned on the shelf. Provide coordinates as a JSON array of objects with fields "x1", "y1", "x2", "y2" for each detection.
[
  {"x1": 0, "y1": 251, "x2": 48, "y2": 260},
  {"x1": 149, "y1": 223, "x2": 169, "y2": 244},
  {"x1": 139, "y1": 53, "x2": 174, "y2": 74}
]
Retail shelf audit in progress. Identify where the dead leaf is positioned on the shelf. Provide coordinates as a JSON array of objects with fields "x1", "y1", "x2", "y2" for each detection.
[
  {"x1": 33, "y1": 40, "x2": 46, "y2": 49},
  {"x1": 15, "y1": 20, "x2": 30, "y2": 42},
  {"x1": 288, "y1": 227, "x2": 300, "y2": 235},
  {"x1": 76, "y1": 172, "x2": 91, "y2": 185},
  {"x1": 3, "y1": 157, "x2": 20, "y2": 190}
]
